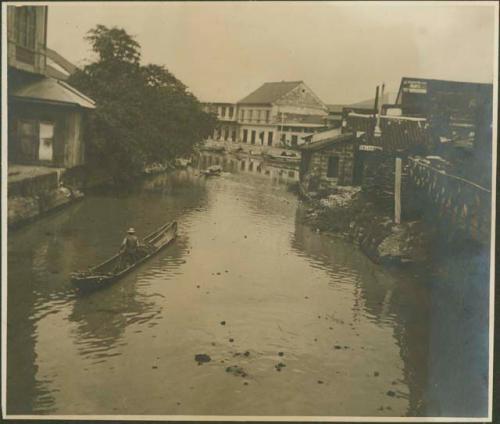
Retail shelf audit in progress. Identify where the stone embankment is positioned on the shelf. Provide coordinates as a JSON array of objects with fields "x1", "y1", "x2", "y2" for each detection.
[
  {"x1": 298, "y1": 186, "x2": 433, "y2": 266},
  {"x1": 8, "y1": 184, "x2": 84, "y2": 229}
]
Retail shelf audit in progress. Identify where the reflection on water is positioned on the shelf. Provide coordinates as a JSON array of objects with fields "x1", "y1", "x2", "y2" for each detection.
[
  {"x1": 197, "y1": 151, "x2": 299, "y2": 183},
  {"x1": 7, "y1": 162, "x2": 489, "y2": 417}
]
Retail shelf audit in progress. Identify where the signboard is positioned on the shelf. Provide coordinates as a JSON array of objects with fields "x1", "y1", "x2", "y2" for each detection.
[
  {"x1": 359, "y1": 145, "x2": 383, "y2": 152},
  {"x1": 403, "y1": 80, "x2": 428, "y2": 94}
]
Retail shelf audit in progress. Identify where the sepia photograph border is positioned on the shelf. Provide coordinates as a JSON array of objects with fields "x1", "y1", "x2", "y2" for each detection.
[{"x1": 1, "y1": 0, "x2": 498, "y2": 422}]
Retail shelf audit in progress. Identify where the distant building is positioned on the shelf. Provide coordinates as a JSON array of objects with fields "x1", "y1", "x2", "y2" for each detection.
[
  {"x1": 298, "y1": 132, "x2": 357, "y2": 192},
  {"x1": 237, "y1": 80, "x2": 328, "y2": 147},
  {"x1": 202, "y1": 102, "x2": 239, "y2": 142},
  {"x1": 7, "y1": 5, "x2": 95, "y2": 169}
]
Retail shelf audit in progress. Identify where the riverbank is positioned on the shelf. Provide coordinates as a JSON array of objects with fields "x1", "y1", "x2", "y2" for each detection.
[
  {"x1": 7, "y1": 160, "x2": 182, "y2": 230},
  {"x1": 296, "y1": 186, "x2": 434, "y2": 267}
]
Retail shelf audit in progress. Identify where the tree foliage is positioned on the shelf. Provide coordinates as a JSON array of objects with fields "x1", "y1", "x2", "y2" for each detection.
[{"x1": 68, "y1": 25, "x2": 217, "y2": 182}]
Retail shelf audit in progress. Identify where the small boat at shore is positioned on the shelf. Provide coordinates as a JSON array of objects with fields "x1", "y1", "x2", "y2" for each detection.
[
  {"x1": 263, "y1": 152, "x2": 300, "y2": 164},
  {"x1": 201, "y1": 165, "x2": 222, "y2": 177},
  {"x1": 71, "y1": 221, "x2": 178, "y2": 292}
]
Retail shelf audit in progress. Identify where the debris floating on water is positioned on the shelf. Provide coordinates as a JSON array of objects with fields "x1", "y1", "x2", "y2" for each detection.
[
  {"x1": 226, "y1": 365, "x2": 247, "y2": 377},
  {"x1": 194, "y1": 354, "x2": 211, "y2": 364},
  {"x1": 275, "y1": 362, "x2": 286, "y2": 372}
]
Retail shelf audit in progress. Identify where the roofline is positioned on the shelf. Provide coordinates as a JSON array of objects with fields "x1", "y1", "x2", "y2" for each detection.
[
  {"x1": 10, "y1": 95, "x2": 96, "y2": 110},
  {"x1": 237, "y1": 80, "x2": 304, "y2": 104},
  {"x1": 400, "y1": 76, "x2": 493, "y2": 86},
  {"x1": 295, "y1": 81, "x2": 327, "y2": 110},
  {"x1": 202, "y1": 101, "x2": 237, "y2": 106},
  {"x1": 57, "y1": 79, "x2": 96, "y2": 106},
  {"x1": 237, "y1": 102, "x2": 272, "y2": 106},
  {"x1": 396, "y1": 76, "x2": 493, "y2": 104},
  {"x1": 298, "y1": 132, "x2": 355, "y2": 151}
]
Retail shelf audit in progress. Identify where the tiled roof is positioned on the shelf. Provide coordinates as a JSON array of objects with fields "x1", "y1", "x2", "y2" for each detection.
[
  {"x1": 11, "y1": 77, "x2": 96, "y2": 109},
  {"x1": 299, "y1": 132, "x2": 354, "y2": 151},
  {"x1": 238, "y1": 81, "x2": 303, "y2": 105}
]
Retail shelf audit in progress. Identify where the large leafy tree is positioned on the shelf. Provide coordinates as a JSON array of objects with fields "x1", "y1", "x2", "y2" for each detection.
[{"x1": 69, "y1": 25, "x2": 216, "y2": 182}]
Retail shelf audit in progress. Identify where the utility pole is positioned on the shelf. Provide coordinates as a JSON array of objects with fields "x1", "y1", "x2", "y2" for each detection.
[
  {"x1": 394, "y1": 157, "x2": 402, "y2": 224},
  {"x1": 371, "y1": 85, "x2": 379, "y2": 143},
  {"x1": 374, "y1": 83, "x2": 384, "y2": 137}
]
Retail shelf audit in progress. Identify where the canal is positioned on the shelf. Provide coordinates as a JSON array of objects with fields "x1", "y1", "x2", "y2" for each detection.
[{"x1": 7, "y1": 154, "x2": 490, "y2": 417}]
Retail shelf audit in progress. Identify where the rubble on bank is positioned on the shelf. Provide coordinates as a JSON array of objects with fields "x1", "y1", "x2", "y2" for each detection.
[
  {"x1": 299, "y1": 187, "x2": 433, "y2": 266},
  {"x1": 8, "y1": 184, "x2": 84, "y2": 229}
]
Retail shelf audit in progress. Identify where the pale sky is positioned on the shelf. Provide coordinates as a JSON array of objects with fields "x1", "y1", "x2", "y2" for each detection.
[{"x1": 46, "y1": 1, "x2": 497, "y2": 105}]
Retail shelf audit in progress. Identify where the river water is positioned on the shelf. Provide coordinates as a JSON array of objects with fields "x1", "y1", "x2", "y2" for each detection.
[{"x1": 7, "y1": 153, "x2": 490, "y2": 418}]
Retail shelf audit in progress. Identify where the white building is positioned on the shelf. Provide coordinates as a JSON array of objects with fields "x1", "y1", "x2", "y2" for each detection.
[{"x1": 237, "y1": 81, "x2": 328, "y2": 147}]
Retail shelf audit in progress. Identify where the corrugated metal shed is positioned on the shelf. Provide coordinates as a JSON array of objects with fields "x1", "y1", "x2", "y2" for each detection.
[{"x1": 11, "y1": 77, "x2": 96, "y2": 109}]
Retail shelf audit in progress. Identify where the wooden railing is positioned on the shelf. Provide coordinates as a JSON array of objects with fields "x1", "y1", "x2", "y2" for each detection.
[{"x1": 407, "y1": 157, "x2": 492, "y2": 245}]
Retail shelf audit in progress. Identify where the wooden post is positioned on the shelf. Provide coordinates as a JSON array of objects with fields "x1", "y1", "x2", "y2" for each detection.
[{"x1": 395, "y1": 157, "x2": 402, "y2": 224}]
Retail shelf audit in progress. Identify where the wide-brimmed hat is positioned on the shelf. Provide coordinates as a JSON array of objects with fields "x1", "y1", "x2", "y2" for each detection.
[{"x1": 127, "y1": 228, "x2": 135, "y2": 234}]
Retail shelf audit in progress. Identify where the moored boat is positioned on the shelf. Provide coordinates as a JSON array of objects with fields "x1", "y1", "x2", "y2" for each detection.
[
  {"x1": 71, "y1": 221, "x2": 178, "y2": 292},
  {"x1": 263, "y1": 151, "x2": 300, "y2": 164},
  {"x1": 201, "y1": 165, "x2": 222, "y2": 177}
]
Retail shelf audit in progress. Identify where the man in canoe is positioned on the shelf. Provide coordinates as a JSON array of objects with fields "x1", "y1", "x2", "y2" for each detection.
[{"x1": 120, "y1": 228, "x2": 142, "y2": 267}]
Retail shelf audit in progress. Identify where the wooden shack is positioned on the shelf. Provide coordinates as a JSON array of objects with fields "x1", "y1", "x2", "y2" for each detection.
[{"x1": 299, "y1": 131, "x2": 357, "y2": 193}]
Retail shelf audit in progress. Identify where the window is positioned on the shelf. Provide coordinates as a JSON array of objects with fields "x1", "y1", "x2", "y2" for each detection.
[
  {"x1": 265, "y1": 110, "x2": 270, "y2": 122},
  {"x1": 221, "y1": 106, "x2": 226, "y2": 117},
  {"x1": 15, "y1": 7, "x2": 36, "y2": 49},
  {"x1": 17, "y1": 119, "x2": 55, "y2": 163},
  {"x1": 249, "y1": 161, "x2": 254, "y2": 171},
  {"x1": 15, "y1": 7, "x2": 37, "y2": 64},
  {"x1": 224, "y1": 127, "x2": 229, "y2": 140},
  {"x1": 291, "y1": 135, "x2": 298, "y2": 146},
  {"x1": 251, "y1": 130, "x2": 256, "y2": 144},
  {"x1": 248, "y1": 110, "x2": 253, "y2": 122},
  {"x1": 281, "y1": 133, "x2": 286, "y2": 142},
  {"x1": 243, "y1": 129, "x2": 248, "y2": 143},
  {"x1": 231, "y1": 130, "x2": 236, "y2": 142},
  {"x1": 327, "y1": 156, "x2": 339, "y2": 178},
  {"x1": 38, "y1": 122, "x2": 54, "y2": 161},
  {"x1": 256, "y1": 110, "x2": 261, "y2": 122},
  {"x1": 229, "y1": 106, "x2": 234, "y2": 118},
  {"x1": 259, "y1": 131, "x2": 264, "y2": 144},
  {"x1": 268, "y1": 132, "x2": 273, "y2": 146},
  {"x1": 18, "y1": 119, "x2": 37, "y2": 161},
  {"x1": 240, "y1": 110, "x2": 245, "y2": 121}
]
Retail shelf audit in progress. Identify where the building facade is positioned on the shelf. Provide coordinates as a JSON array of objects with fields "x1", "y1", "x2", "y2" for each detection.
[
  {"x1": 7, "y1": 5, "x2": 95, "y2": 169},
  {"x1": 203, "y1": 81, "x2": 329, "y2": 148},
  {"x1": 237, "y1": 81, "x2": 328, "y2": 147},
  {"x1": 202, "y1": 102, "x2": 239, "y2": 142}
]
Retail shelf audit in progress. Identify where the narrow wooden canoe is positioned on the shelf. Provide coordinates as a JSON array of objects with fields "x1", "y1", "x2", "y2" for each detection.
[{"x1": 71, "y1": 221, "x2": 178, "y2": 292}]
